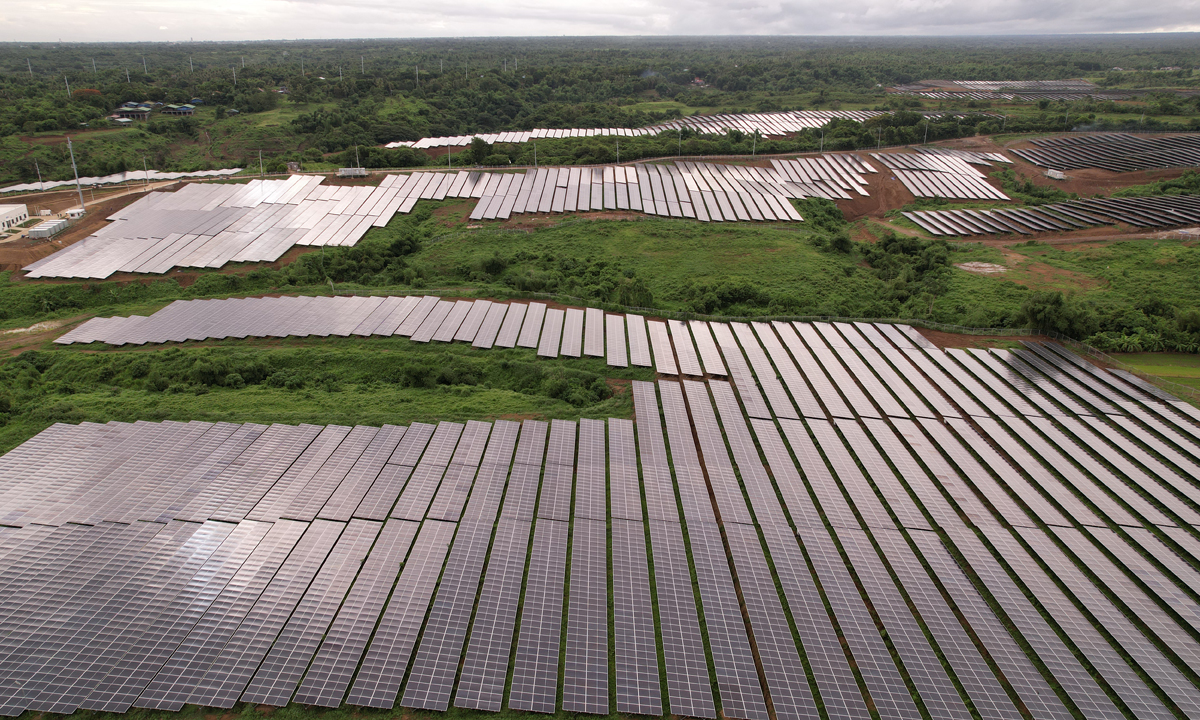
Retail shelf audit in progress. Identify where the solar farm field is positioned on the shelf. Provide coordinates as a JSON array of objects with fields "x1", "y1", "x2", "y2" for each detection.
[{"x1": 4, "y1": 301, "x2": 1200, "y2": 720}]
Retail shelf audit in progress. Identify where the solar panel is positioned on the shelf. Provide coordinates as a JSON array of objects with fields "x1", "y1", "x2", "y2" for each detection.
[
  {"x1": 961, "y1": 523, "x2": 1177, "y2": 720},
  {"x1": 346, "y1": 519, "x2": 456, "y2": 709},
  {"x1": 509, "y1": 518, "x2": 569, "y2": 713},
  {"x1": 186, "y1": 520, "x2": 348, "y2": 708},
  {"x1": 678, "y1": 381, "x2": 754, "y2": 525},
  {"x1": 455, "y1": 518, "x2": 533, "y2": 711},
  {"x1": 83, "y1": 520, "x2": 275, "y2": 712},
  {"x1": 239, "y1": 520, "x2": 381, "y2": 706},
  {"x1": 353, "y1": 464, "x2": 414, "y2": 520},
  {"x1": 797, "y1": 526, "x2": 924, "y2": 720},
  {"x1": 768, "y1": 322, "x2": 847, "y2": 418},
  {"x1": 610, "y1": 518, "x2": 661, "y2": 715},
  {"x1": 668, "y1": 319, "x2": 703, "y2": 376},
  {"x1": 625, "y1": 314, "x2": 652, "y2": 367},
  {"x1": 131, "y1": 520, "x2": 309, "y2": 711},
  {"x1": 291, "y1": 518, "x2": 419, "y2": 707},
  {"x1": 1015, "y1": 526, "x2": 1200, "y2": 715},
  {"x1": 33, "y1": 522, "x2": 237, "y2": 714},
  {"x1": 399, "y1": 515, "x2": 497, "y2": 710},
  {"x1": 606, "y1": 313, "x2": 628, "y2": 367},
  {"x1": 914, "y1": 418, "x2": 1066, "y2": 528},
  {"x1": 538, "y1": 308, "x2": 565, "y2": 357},
  {"x1": 560, "y1": 307, "x2": 584, "y2": 357},
  {"x1": 584, "y1": 307, "x2": 605, "y2": 357},
  {"x1": 647, "y1": 320, "x2": 677, "y2": 375},
  {"x1": 646, "y1": 519, "x2": 717, "y2": 717},
  {"x1": 724, "y1": 523, "x2": 818, "y2": 720},
  {"x1": 517, "y1": 302, "x2": 546, "y2": 348},
  {"x1": 493, "y1": 302, "x2": 527, "y2": 348}
]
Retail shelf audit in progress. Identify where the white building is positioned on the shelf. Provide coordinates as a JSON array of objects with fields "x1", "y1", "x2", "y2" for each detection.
[{"x1": 0, "y1": 204, "x2": 28, "y2": 230}]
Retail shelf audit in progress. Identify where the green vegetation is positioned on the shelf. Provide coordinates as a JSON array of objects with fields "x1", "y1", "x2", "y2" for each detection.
[
  {"x1": 1109, "y1": 352, "x2": 1200, "y2": 391},
  {"x1": 0, "y1": 338, "x2": 651, "y2": 454},
  {"x1": 5, "y1": 36, "x2": 1200, "y2": 185},
  {"x1": 1113, "y1": 169, "x2": 1200, "y2": 198}
]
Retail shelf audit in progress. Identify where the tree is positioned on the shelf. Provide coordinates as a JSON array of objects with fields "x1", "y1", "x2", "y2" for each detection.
[{"x1": 469, "y1": 137, "x2": 492, "y2": 164}]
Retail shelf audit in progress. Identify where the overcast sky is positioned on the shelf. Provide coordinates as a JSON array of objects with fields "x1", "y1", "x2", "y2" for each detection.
[{"x1": 4, "y1": 0, "x2": 1199, "y2": 42}]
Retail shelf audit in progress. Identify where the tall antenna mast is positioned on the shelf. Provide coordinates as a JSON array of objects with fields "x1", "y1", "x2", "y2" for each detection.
[{"x1": 67, "y1": 138, "x2": 85, "y2": 212}]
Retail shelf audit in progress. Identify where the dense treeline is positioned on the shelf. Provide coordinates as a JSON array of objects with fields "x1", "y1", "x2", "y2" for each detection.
[{"x1": 3, "y1": 36, "x2": 1200, "y2": 184}]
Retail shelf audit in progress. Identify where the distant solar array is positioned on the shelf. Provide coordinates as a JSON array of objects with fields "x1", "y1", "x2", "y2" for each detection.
[
  {"x1": 1012, "y1": 133, "x2": 1200, "y2": 172},
  {"x1": 903, "y1": 194, "x2": 1200, "y2": 236},
  {"x1": 464, "y1": 157, "x2": 873, "y2": 222},
  {"x1": 872, "y1": 152, "x2": 1010, "y2": 200},
  {"x1": 5, "y1": 317, "x2": 1200, "y2": 718},
  {"x1": 386, "y1": 110, "x2": 887, "y2": 149},
  {"x1": 22, "y1": 174, "x2": 411, "y2": 280},
  {"x1": 24, "y1": 156, "x2": 879, "y2": 281},
  {"x1": 0, "y1": 169, "x2": 243, "y2": 195}
]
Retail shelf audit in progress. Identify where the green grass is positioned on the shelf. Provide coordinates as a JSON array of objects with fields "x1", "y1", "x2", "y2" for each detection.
[
  {"x1": 0, "y1": 337, "x2": 654, "y2": 454},
  {"x1": 1110, "y1": 352, "x2": 1200, "y2": 390}
]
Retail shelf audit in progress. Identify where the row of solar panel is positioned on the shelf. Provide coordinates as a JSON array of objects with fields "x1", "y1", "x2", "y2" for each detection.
[
  {"x1": 1014, "y1": 132, "x2": 1200, "y2": 172},
  {"x1": 904, "y1": 194, "x2": 1200, "y2": 235}
]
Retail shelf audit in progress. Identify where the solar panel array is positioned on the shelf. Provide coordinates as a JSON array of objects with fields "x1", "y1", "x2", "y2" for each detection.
[
  {"x1": 904, "y1": 194, "x2": 1200, "y2": 236},
  {"x1": 1012, "y1": 133, "x2": 1200, "y2": 171},
  {"x1": 6, "y1": 317, "x2": 1200, "y2": 720},
  {"x1": 387, "y1": 110, "x2": 888, "y2": 149},
  {"x1": 871, "y1": 152, "x2": 1010, "y2": 200},
  {"x1": 1, "y1": 168, "x2": 243, "y2": 195},
  {"x1": 24, "y1": 174, "x2": 409, "y2": 280}
]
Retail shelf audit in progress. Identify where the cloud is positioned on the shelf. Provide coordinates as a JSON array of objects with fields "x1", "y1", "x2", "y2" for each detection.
[{"x1": 7, "y1": 0, "x2": 1200, "y2": 40}]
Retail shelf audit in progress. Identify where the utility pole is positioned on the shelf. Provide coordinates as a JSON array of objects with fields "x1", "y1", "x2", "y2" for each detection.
[
  {"x1": 126, "y1": 68, "x2": 130, "y2": 83},
  {"x1": 440, "y1": 59, "x2": 443, "y2": 72},
  {"x1": 616, "y1": 140, "x2": 619, "y2": 164},
  {"x1": 142, "y1": 56, "x2": 147, "y2": 73},
  {"x1": 678, "y1": 128, "x2": 682, "y2": 156},
  {"x1": 233, "y1": 65, "x2": 237, "y2": 87},
  {"x1": 301, "y1": 58, "x2": 304, "y2": 74},
  {"x1": 414, "y1": 65, "x2": 418, "y2": 87},
  {"x1": 751, "y1": 130, "x2": 757, "y2": 156},
  {"x1": 64, "y1": 76, "x2": 71, "y2": 98},
  {"x1": 339, "y1": 66, "x2": 342, "y2": 81},
  {"x1": 354, "y1": 145, "x2": 359, "y2": 168},
  {"x1": 143, "y1": 157, "x2": 150, "y2": 188},
  {"x1": 92, "y1": 58, "x2": 97, "y2": 73},
  {"x1": 361, "y1": 56, "x2": 364, "y2": 73},
  {"x1": 819, "y1": 127, "x2": 825, "y2": 153},
  {"x1": 533, "y1": 141, "x2": 537, "y2": 168},
  {"x1": 259, "y1": 150, "x2": 264, "y2": 176},
  {"x1": 189, "y1": 56, "x2": 193, "y2": 72},
  {"x1": 67, "y1": 138, "x2": 85, "y2": 212},
  {"x1": 34, "y1": 161, "x2": 44, "y2": 192},
  {"x1": 504, "y1": 59, "x2": 507, "y2": 72},
  {"x1": 1001, "y1": 114, "x2": 1007, "y2": 131},
  {"x1": 27, "y1": 58, "x2": 32, "y2": 77},
  {"x1": 241, "y1": 56, "x2": 245, "y2": 69},
  {"x1": 923, "y1": 118, "x2": 929, "y2": 144}
]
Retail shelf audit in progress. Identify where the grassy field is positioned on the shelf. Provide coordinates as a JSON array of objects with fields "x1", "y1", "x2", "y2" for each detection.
[
  {"x1": 1110, "y1": 352, "x2": 1200, "y2": 391},
  {"x1": 0, "y1": 337, "x2": 653, "y2": 454}
]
